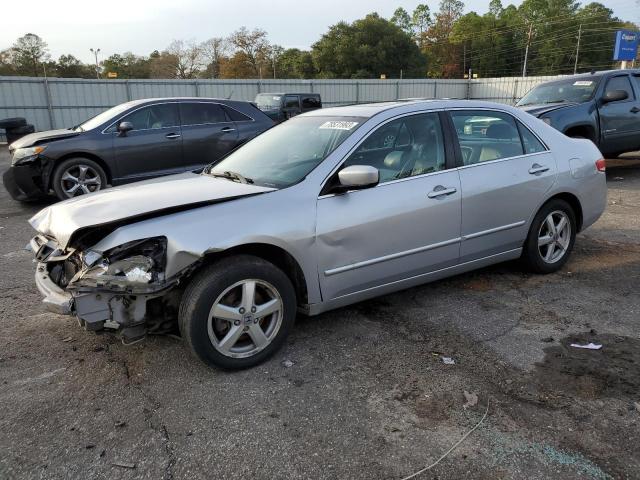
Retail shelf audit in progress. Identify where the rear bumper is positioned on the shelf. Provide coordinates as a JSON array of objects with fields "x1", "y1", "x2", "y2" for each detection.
[
  {"x1": 34, "y1": 263, "x2": 73, "y2": 315},
  {"x1": 2, "y1": 163, "x2": 47, "y2": 201}
]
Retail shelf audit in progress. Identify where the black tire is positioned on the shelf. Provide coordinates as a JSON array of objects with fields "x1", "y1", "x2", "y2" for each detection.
[
  {"x1": 179, "y1": 255, "x2": 297, "y2": 370},
  {"x1": 521, "y1": 199, "x2": 576, "y2": 274},
  {"x1": 51, "y1": 157, "x2": 107, "y2": 200},
  {"x1": 0, "y1": 117, "x2": 26, "y2": 129}
]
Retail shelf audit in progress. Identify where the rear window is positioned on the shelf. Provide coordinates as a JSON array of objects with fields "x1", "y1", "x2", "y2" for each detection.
[
  {"x1": 302, "y1": 96, "x2": 321, "y2": 109},
  {"x1": 224, "y1": 106, "x2": 253, "y2": 122},
  {"x1": 180, "y1": 103, "x2": 226, "y2": 125}
]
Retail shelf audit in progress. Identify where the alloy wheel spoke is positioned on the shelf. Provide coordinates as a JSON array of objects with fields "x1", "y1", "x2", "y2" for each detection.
[
  {"x1": 538, "y1": 234, "x2": 554, "y2": 247},
  {"x1": 556, "y1": 216, "x2": 567, "y2": 235},
  {"x1": 545, "y1": 215, "x2": 556, "y2": 236},
  {"x1": 78, "y1": 165, "x2": 89, "y2": 182},
  {"x1": 61, "y1": 172, "x2": 79, "y2": 183},
  {"x1": 254, "y1": 298, "x2": 280, "y2": 318},
  {"x1": 241, "y1": 281, "x2": 256, "y2": 311},
  {"x1": 65, "y1": 183, "x2": 80, "y2": 195},
  {"x1": 545, "y1": 242, "x2": 556, "y2": 261},
  {"x1": 211, "y1": 303, "x2": 242, "y2": 322},
  {"x1": 247, "y1": 324, "x2": 269, "y2": 348},
  {"x1": 217, "y1": 325, "x2": 245, "y2": 353},
  {"x1": 80, "y1": 185, "x2": 91, "y2": 194},
  {"x1": 84, "y1": 176, "x2": 101, "y2": 186}
]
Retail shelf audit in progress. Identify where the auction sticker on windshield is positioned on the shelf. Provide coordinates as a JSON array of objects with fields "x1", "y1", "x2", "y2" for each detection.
[
  {"x1": 573, "y1": 81, "x2": 593, "y2": 86},
  {"x1": 319, "y1": 121, "x2": 359, "y2": 130}
]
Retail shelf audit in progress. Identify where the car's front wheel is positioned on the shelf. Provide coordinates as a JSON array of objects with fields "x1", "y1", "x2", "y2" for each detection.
[
  {"x1": 522, "y1": 199, "x2": 576, "y2": 274},
  {"x1": 179, "y1": 255, "x2": 297, "y2": 370},
  {"x1": 52, "y1": 158, "x2": 107, "y2": 200}
]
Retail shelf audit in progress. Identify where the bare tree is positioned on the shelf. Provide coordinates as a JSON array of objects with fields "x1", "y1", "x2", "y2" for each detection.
[
  {"x1": 11, "y1": 33, "x2": 50, "y2": 76},
  {"x1": 201, "y1": 37, "x2": 230, "y2": 78},
  {"x1": 165, "y1": 40, "x2": 203, "y2": 79},
  {"x1": 228, "y1": 27, "x2": 270, "y2": 78}
]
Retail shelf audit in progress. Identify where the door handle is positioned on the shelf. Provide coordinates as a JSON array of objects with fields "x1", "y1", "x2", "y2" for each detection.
[
  {"x1": 165, "y1": 133, "x2": 181, "y2": 139},
  {"x1": 221, "y1": 127, "x2": 236, "y2": 132},
  {"x1": 427, "y1": 186, "x2": 457, "y2": 198},
  {"x1": 631, "y1": 106, "x2": 640, "y2": 114},
  {"x1": 528, "y1": 163, "x2": 549, "y2": 175}
]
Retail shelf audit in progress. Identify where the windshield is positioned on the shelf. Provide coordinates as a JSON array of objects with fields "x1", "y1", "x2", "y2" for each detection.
[
  {"x1": 74, "y1": 102, "x2": 137, "y2": 131},
  {"x1": 255, "y1": 94, "x2": 282, "y2": 110},
  {"x1": 207, "y1": 116, "x2": 365, "y2": 188},
  {"x1": 517, "y1": 77, "x2": 601, "y2": 106}
]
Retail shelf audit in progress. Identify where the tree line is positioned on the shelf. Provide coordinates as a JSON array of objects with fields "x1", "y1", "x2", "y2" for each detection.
[{"x1": 0, "y1": 0, "x2": 637, "y2": 80}]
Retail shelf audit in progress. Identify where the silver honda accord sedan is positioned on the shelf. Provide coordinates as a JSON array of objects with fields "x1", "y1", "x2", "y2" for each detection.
[{"x1": 28, "y1": 100, "x2": 607, "y2": 369}]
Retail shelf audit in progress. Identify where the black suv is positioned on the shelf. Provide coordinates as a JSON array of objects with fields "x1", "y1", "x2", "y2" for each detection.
[
  {"x1": 517, "y1": 69, "x2": 640, "y2": 157},
  {"x1": 3, "y1": 98, "x2": 274, "y2": 201},
  {"x1": 254, "y1": 93, "x2": 322, "y2": 123}
]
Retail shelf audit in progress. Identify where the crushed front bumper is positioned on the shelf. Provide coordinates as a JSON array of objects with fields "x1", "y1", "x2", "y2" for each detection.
[{"x1": 35, "y1": 262, "x2": 73, "y2": 315}]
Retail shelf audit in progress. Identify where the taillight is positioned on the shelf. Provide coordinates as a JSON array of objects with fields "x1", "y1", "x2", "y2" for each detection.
[{"x1": 595, "y1": 158, "x2": 606, "y2": 172}]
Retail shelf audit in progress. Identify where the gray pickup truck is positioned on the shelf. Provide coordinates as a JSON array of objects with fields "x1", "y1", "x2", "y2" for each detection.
[{"x1": 517, "y1": 69, "x2": 640, "y2": 157}]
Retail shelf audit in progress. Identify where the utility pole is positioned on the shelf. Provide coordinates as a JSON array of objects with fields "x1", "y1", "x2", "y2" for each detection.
[
  {"x1": 573, "y1": 24, "x2": 582, "y2": 74},
  {"x1": 463, "y1": 43, "x2": 466, "y2": 76},
  {"x1": 90, "y1": 48, "x2": 101, "y2": 79},
  {"x1": 522, "y1": 23, "x2": 533, "y2": 77}
]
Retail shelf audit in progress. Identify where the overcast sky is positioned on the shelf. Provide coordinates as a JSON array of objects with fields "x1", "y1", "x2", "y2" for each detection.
[{"x1": 1, "y1": 0, "x2": 638, "y2": 63}]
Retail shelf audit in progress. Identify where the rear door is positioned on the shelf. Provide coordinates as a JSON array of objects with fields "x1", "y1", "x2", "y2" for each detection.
[
  {"x1": 449, "y1": 109, "x2": 557, "y2": 262},
  {"x1": 599, "y1": 74, "x2": 639, "y2": 154},
  {"x1": 110, "y1": 103, "x2": 184, "y2": 182},
  {"x1": 179, "y1": 102, "x2": 239, "y2": 171}
]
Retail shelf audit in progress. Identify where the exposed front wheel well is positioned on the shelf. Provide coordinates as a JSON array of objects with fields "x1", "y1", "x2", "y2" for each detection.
[
  {"x1": 564, "y1": 126, "x2": 596, "y2": 143},
  {"x1": 198, "y1": 244, "x2": 309, "y2": 307}
]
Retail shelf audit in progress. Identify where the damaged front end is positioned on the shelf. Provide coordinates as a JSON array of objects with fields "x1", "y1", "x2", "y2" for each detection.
[{"x1": 32, "y1": 235, "x2": 187, "y2": 344}]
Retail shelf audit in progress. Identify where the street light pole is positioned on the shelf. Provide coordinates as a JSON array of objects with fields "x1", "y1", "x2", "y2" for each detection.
[
  {"x1": 90, "y1": 48, "x2": 101, "y2": 79},
  {"x1": 522, "y1": 23, "x2": 533, "y2": 78},
  {"x1": 573, "y1": 24, "x2": 582, "y2": 74}
]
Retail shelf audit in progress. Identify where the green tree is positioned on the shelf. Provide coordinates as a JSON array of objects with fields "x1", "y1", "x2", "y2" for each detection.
[
  {"x1": 391, "y1": 7, "x2": 413, "y2": 35},
  {"x1": 55, "y1": 54, "x2": 94, "y2": 78},
  {"x1": 312, "y1": 13, "x2": 427, "y2": 78},
  {"x1": 276, "y1": 48, "x2": 316, "y2": 78}
]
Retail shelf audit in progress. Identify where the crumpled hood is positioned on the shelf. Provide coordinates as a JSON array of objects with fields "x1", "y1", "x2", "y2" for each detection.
[
  {"x1": 517, "y1": 102, "x2": 577, "y2": 117},
  {"x1": 29, "y1": 172, "x2": 276, "y2": 248},
  {"x1": 9, "y1": 129, "x2": 80, "y2": 150}
]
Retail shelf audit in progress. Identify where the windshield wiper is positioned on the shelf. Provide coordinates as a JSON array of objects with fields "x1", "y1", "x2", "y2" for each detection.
[
  {"x1": 209, "y1": 170, "x2": 254, "y2": 184},
  {"x1": 543, "y1": 99, "x2": 567, "y2": 104}
]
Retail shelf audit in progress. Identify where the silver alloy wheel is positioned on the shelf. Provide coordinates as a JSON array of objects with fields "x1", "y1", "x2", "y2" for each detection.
[
  {"x1": 207, "y1": 279, "x2": 283, "y2": 358},
  {"x1": 538, "y1": 210, "x2": 571, "y2": 264},
  {"x1": 60, "y1": 164, "x2": 102, "y2": 197}
]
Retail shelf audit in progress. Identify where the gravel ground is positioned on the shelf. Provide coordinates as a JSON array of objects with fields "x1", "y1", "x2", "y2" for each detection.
[{"x1": 1, "y1": 148, "x2": 639, "y2": 480}]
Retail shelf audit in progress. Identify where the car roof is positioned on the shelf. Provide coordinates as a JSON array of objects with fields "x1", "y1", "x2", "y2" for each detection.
[
  {"x1": 256, "y1": 92, "x2": 319, "y2": 96},
  {"x1": 300, "y1": 99, "x2": 523, "y2": 119},
  {"x1": 544, "y1": 69, "x2": 640, "y2": 82},
  {"x1": 124, "y1": 97, "x2": 247, "y2": 107}
]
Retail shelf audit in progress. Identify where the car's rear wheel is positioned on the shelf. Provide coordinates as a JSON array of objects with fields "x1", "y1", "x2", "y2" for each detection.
[
  {"x1": 52, "y1": 158, "x2": 107, "y2": 200},
  {"x1": 179, "y1": 255, "x2": 297, "y2": 370},
  {"x1": 522, "y1": 199, "x2": 576, "y2": 274}
]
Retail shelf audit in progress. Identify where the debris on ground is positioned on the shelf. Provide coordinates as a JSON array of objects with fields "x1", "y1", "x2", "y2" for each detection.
[
  {"x1": 62, "y1": 337, "x2": 73, "y2": 343},
  {"x1": 541, "y1": 336, "x2": 554, "y2": 343},
  {"x1": 115, "y1": 421, "x2": 126, "y2": 428},
  {"x1": 441, "y1": 356, "x2": 456, "y2": 365},
  {"x1": 112, "y1": 461, "x2": 136, "y2": 469},
  {"x1": 282, "y1": 359, "x2": 294, "y2": 368},
  {"x1": 634, "y1": 402, "x2": 640, "y2": 413},
  {"x1": 570, "y1": 342, "x2": 602, "y2": 350},
  {"x1": 463, "y1": 391, "x2": 478, "y2": 409}
]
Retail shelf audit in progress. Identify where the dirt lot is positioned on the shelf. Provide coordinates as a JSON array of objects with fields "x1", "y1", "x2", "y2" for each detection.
[{"x1": 1, "y1": 148, "x2": 639, "y2": 480}]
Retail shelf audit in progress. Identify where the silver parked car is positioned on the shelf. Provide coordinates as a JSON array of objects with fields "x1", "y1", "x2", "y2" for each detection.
[{"x1": 29, "y1": 100, "x2": 607, "y2": 369}]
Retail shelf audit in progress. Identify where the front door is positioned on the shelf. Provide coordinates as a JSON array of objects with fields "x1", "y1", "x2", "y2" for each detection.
[
  {"x1": 449, "y1": 110, "x2": 557, "y2": 262},
  {"x1": 316, "y1": 112, "x2": 462, "y2": 300},
  {"x1": 179, "y1": 102, "x2": 240, "y2": 171},
  {"x1": 599, "y1": 74, "x2": 640, "y2": 155},
  {"x1": 111, "y1": 103, "x2": 184, "y2": 183}
]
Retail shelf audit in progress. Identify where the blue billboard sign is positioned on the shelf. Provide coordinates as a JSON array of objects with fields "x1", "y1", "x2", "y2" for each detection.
[{"x1": 613, "y1": 30, "x2": 639, "y2": 61}]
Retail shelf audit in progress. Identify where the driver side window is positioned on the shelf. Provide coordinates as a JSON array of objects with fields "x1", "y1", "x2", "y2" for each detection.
[
  {"x1": 343, "y1": 113, "x2": 446, "y2": 183},
  {"x1": 107, "y1": 103, "x2": 179, "y2": 132}
]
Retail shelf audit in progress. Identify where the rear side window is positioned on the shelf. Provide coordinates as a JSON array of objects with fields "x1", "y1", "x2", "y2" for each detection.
[
  {"x1": 518, "y1": 122, "x2": 546, "y2": 154},
  {"x1": 112, "y1": 103, "x2": 179, "y2": 131},
  {"x1": 284, "y1": 96, "x2": 300, "y2": 109},
  {"x1": 180, "y1": 103, "x2": 226, "y2": 125},
  {"x1": 224, "y1": 106, "x2": 253, "y2": 122},
  {"x1": 301, "y1": 96, "x2": 321, "y2": 109},
  {"x1": 605, "y1": 75, "x2": 634, "y2": 101},
  {"x1": 450, "y1": 111, "x2": 524, "y2": 165}
]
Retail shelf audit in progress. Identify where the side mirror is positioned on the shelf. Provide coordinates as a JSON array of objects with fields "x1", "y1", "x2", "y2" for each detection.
[
  {"x1": 337, "y1": 165, "x2": 379, "y2": 191},
  {"x1": 117, "y1": 121, "x2": 134, "y2": 135},
  {"x1": 602, "y1": 89, "x2": 628, "y2": 103}
]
